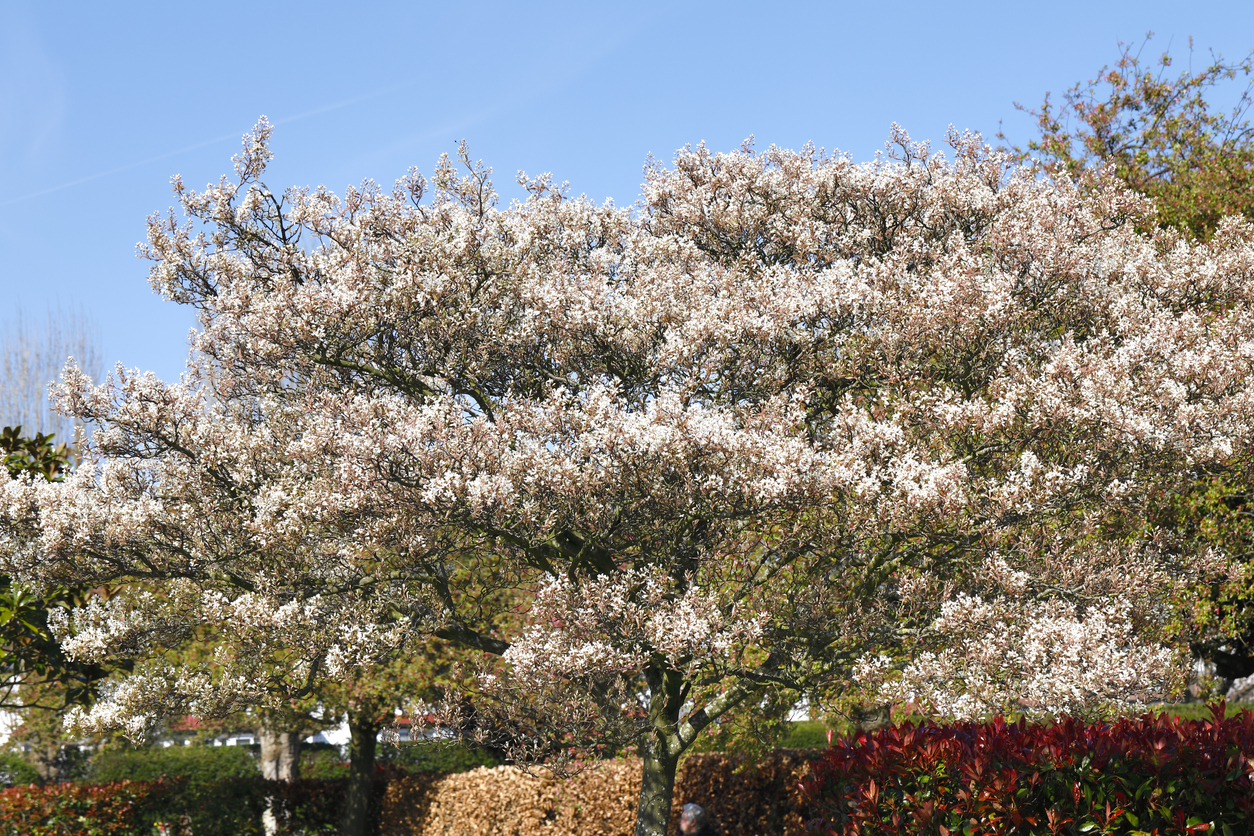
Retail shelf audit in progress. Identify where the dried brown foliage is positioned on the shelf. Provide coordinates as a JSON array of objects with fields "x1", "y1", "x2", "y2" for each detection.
[{"x1": 379, "y1": 751, "x2": 818, "y2": 836}]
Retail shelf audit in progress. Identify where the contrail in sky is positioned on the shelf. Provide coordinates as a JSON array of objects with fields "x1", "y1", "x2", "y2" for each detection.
[{"x1": 0, "y1": 83, "x2": 416, "y2": 208}]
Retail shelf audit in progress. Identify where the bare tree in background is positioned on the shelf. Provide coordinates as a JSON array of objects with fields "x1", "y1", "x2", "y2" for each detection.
[{"x1": 0, "y1": 305, "x2": 103, "y2": 442}]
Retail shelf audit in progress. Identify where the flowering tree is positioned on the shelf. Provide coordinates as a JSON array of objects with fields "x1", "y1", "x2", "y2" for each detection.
[{"x1": 5, "y1": 120, "x2": 1254, "y2": 835}]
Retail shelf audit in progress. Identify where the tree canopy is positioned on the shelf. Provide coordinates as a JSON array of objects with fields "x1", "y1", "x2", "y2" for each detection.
[
  {"x1": 1000, "y1": 35, "x2": 1254, "y2": 695},
  {"x1": 0, "y1": 426, "x2": 120, "y2": 713},
  {"x1": 5, "y1": 121, "x2": 1254, "y2": 835}
]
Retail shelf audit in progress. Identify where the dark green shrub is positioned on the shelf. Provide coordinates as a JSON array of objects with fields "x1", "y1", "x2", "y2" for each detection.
[
  {"x1": 386, "y1": 739, "x2": 500, "y2": 774},
  {"x1": 300, "y1": 743, "x2": 348, "y2": 779},
  {"x1": 88, "y1": 742, "x2": 258, "y2": 784},
  {"x1": 88, "y1": 745, "x2": 266, "y2": 836},
  {"x1": 0, "y1": 752, "x2": 39, "y2": 787},
  {"x1": 172, "y1": 776, "x2": 269, "y2": 836}
]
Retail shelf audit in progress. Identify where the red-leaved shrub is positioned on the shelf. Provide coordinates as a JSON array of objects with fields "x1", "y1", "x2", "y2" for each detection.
[
  {"x1": 800, "y1": 704, "x2": 1254, "y2": 835},
  {"x1": 0, "y1": 778, "x2": 183, "y2": 835}
]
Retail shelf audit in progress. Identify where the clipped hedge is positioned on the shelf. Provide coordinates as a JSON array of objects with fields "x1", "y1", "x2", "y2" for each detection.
[
  {"x1": 800, "y1": 704, "x2": 1254, "y2": 834},
  {"x1": 382, "y1": 759, "x2": 639, "y2": 836},
  {"x1": 89, "y1": 743, "x2": 259, "y2": 785},
  {"x1": 379, "y1": 752, "x2": 817, "y2": 836},
  {"x1": 91, "y1": 747, "x2": 269, "y2": 836},
  {"x1": 675, "y1": 751, "x2": 814, "y2": 836}
]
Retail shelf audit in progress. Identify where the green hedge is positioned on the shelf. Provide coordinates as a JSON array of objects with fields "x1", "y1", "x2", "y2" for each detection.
[
  {"x1": 778, "y1": 720, "x2": 830, "y2": 749},
  {"x1": 388, "y1": 739, "x2": 501, "y2": 773},
  {"x1": 89, "y1": 743, "x2": 258, "y2": 784}
]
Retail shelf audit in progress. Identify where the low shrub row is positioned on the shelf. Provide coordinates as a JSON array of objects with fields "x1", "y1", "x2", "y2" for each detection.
[
  {"x1": 0, "y1": 778, "x2": 187, "y2": 836},
  {"x1": 800, "y1": 703, "x2": 1254, "y2": 834},
  {"x1": 13, "y1": 707, "x2": 1254, "y2": 835},
  {"x1": 0, "y1": 738, "x2": 504, "y2": 836},
  {"x1": 0, "y1": 772, "x2": 398, "y2": 836},
  {"x1": 0, "y1": 755, "x2": 815, "y2": 836}
]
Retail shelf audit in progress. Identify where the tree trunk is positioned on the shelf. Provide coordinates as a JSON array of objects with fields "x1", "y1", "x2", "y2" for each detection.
[
  {"x1": 635, "y1": 663, "x2": 685, "y2": 836},
  {"x1": 259, "y1": 727, "x2": 301, "y2": 781},
  {"x1": 339, "y1": 706, "x2": 380, "y2": 836},
  {"x1": 635, "y1": 735, "x2": 680, "y2": 836},
  {"x1": 33, "y1": 741, "x2": 59, "y2": 784},
  {"x1": 259, "y1": 720, "x2": 302, "y2": 836}
]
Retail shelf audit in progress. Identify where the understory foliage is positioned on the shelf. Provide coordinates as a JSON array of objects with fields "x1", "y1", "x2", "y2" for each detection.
[
  {"x1": 0, "y1": 778, "x2": 188, "y2": 836},
  {"x1": 0, "y1": 426, "x2": 93, "y2": 708},
  {"x1": 801, "y1": 704, "x2": 1254, "y2": 835},
  {"x1": 0, "y1": 753, "x2": 811, "y2": 836},
  {"x1": 7, "y1": 119, "x2": 1254, "y2": 835},
  {"x1": 0, "y1": 427, "x2": 127, "y2": 781}
]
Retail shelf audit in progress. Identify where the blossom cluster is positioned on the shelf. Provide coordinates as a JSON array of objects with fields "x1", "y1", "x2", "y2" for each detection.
[
  {"x1": 857, "y1": 594, "x2": 1181, "y2": 719},
  {"x1": 501, "y1": 568, "x2": 767, "y2": 687}
]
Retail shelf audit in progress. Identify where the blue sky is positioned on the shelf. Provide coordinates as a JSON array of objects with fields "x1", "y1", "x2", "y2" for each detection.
[{"x1": 1, "y1": 0, "x2": 1252, "y2": 385}]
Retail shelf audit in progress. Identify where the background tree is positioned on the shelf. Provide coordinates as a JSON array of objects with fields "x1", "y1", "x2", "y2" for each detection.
[
  {"x1": 6, "y1": 122, "x2": 1254, "y2": 836},
  {"x1": 998, "y1": 33, "x2": 1254, "y2": 241},
  {"x1": 0, "y1": 304, "x2": 107, "y2": 711},
  {"x1": 0, "y1": 306, "x2": 116, "y2": 780},
  {"x1": 0, "y1": 306, "x2": 102, "y2": 445}
]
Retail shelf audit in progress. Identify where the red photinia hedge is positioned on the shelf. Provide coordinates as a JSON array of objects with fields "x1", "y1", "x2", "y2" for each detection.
[
  {"x1": 0, "y1": 778, "x2": 183, "y2": 835},
  {"x1": 800, "y1": 704, "x2": 1254, "y2": 835}
]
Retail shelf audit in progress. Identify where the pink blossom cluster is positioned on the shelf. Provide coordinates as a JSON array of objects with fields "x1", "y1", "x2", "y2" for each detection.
[
  {"x1": 501, "y1": 568, "x2": 767, "y2": 687},
  {"x1": 857, "y1": 593, "x2": 1182, "y2": 719}
]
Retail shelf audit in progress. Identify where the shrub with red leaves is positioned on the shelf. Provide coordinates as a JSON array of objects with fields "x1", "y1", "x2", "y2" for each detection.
[
  {"x1": 799, "y1": 704, "x2": 1254, "y2": 835},
  {"x1": 0, "y1": 762, "x2": 416, "y2": 836},
  {"x1": 0, "y1": 778, "x2": 183, "y2": 835}
]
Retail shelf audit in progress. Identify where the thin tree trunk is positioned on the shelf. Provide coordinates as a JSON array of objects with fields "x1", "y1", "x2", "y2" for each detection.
[
  {"x1": 339, "y1": 706, "x2": 380, "y2": 836},
  {"x1": 279, "y1": 731, "x2": 300, "y2": 781},
  {"x1": 260, "y1": 720, "x2": 302, "y2": 835},
  {"x1": 34, "y1": 741, "x2": 59, "y2": 784},
  {"x1": 259, "y1": 728, "x2": 301, "y2": 781}
]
